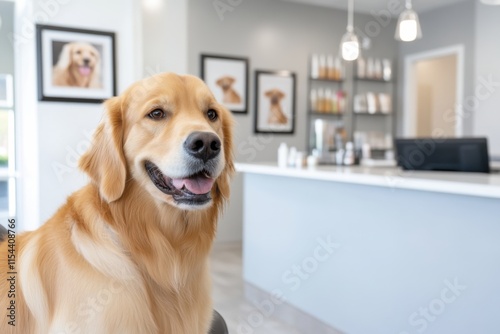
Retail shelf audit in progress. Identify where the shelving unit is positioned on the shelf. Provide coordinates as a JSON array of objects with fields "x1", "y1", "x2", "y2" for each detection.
[
  {"x1": 351, "y1": 75, "x2": 396, "y2": 155},
  {"x1": 306, "y1": 76, "x2": 346, "y2": 157},
  {"x1": 306, "y1": 56, "x2": 397, "y2": 164}
]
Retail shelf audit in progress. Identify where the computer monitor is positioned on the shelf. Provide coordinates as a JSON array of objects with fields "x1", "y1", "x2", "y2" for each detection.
[{"x1": 395, "y1": 137, "x2": 490, "y2": 174}]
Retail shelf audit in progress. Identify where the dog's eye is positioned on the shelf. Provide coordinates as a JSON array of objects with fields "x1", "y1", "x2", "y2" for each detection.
[
  {"x1": 207, "y1": 109, "x2": 218, "y2": 121},
  {"x1": 148, "y1": 109, "x2": 165, "y2": 120}
]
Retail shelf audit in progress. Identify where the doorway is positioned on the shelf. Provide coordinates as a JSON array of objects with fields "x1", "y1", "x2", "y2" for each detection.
[{"x1": 403, "y1": 45, "x2": 464, "y2": 137}]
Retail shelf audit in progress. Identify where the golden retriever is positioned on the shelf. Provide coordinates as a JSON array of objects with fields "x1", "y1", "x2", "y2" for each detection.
[
  {"x1": 265, "y1": 88, "x2": 288, "y2": 125},
  {"x1": 0, "y1": 73, "x2": 234, "y2": 333},
  {"x1": 216, "y1": 76, "x2": 241, "y2": 104},
  {"x1": 53, "y1": 42, "x2": 102, "y2": 88}
]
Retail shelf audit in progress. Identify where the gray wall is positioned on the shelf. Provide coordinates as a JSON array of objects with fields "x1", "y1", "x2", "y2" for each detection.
[
  {"x1": 0, "y1": 1, "x2": 15, "y2": 75},
  {"x1": 397, "y1": 0, "x2": 476, "y2": 137},
  {"x1": 474, "y1": 2, "x2": 500, "y2": 156},
  {"x1": 188, "y1": 0, "x2": 398, "y2": 163},
  {"x1": 187, "y1": 0, "x2": 398, "y2": 242}
]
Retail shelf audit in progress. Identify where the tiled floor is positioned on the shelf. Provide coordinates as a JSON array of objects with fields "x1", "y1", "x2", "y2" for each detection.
[{"x1": 210, "y1": 243, "x2": 303, "y2": 334}]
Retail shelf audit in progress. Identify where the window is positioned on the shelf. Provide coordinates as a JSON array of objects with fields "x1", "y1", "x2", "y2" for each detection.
[
  {"x1": 0, "y1": 75, "x2": 15, "y2": 218},
  {"x1": 0, "y1": 1, "x2": 17, "y2": 220}
]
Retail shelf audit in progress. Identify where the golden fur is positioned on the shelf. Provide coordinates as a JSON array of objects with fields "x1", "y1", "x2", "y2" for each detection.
[
  {"x1": 53, "y1": 42, "x2": 102, "y2": 88},
  {"x1": 0, "y1": 73, "x2": 234, "y2": 333},
  {"x1": 216, "y1": 76, "x2": 241, "y2": 104},
  {"x1": 265, "y1": 88, "x2": 288, "y2": 125}
]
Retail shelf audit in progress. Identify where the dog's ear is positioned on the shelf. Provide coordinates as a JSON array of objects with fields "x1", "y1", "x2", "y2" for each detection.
[
  {"x1": 89, "y1": 45, "x2": 102, "y2": 88},
  {"x1": 264, "y1": 90, "x2": 273, "y2": 97},
  {"x1": 277, "y1": 90, "x2": 285, "y2": 100},
  {"x1": 55, "y1": 43, "x2": 73, "y2": 70},
  {"x1": 79, "y1": 97, "x2": 127, "y2": 202},
  {"x1": 216, "y1": 77, "x2": 224, "y2": 86},
  {"x1": 215, "y1": 106, "x2": 235, "y2": 201},
  {"x1": 227, "y1": 77, "x2": 235, "y2": 85}
]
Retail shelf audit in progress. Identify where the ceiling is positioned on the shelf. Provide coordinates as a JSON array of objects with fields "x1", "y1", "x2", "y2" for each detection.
[{"x1": 277, "y1": 0, "x2": 469, "y2": 15}]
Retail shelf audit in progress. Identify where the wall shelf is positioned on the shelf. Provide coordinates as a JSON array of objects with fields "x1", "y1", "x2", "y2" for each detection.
[
  {"x1": 354, "y1": 77, "x2": 392, "y2": 83},
  {"x1": 309, "y1": 111, "x2": 344, "y2": 117},
  {"x1": 309, "y1": 78, "x2": 344, "y2": 83}
]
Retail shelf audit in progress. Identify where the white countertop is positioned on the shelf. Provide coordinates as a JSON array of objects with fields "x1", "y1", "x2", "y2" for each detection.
[{"x1": 236, "y1": 162, "x2": 500, "y2": 199}]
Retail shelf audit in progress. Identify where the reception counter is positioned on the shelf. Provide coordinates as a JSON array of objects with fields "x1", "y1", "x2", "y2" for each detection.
[{"x1": 237, "y1": 162, "x2": 500, "y2": 334}]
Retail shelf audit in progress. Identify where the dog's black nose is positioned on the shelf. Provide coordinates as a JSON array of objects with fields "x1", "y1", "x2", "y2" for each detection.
[
  {"x1": 83, "y1": 58, "x2": 90, "y2": 65},
  {"x1": 184, "y1": 132, "x2": 221, "y2": 162}
]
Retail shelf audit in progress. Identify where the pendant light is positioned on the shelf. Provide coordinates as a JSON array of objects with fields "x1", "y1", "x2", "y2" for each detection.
[
  {"x1": 340, "y1": 0, "x2": 359, "y2": 61},
  {"x1": 395, "y1": 0, "x2": 422, "y2": 42}
]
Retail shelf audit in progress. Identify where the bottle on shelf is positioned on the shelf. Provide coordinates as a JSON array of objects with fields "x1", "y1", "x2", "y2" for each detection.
[
  {"x1": 327, "y1": 55, "x2": 335, "y2": 80},
  {"x1": 374, "y1": 58, "x2": 383, "y2": 80},
  {"x1": 383, "y1": 59, "x2": 392, "y2": 81},
  {"x1": 310, "y1": 88, "x2": 317, "y2": 111},
  {"x1": 317, "y1": 88, "x2": 325, "y2": 112},
  {"x1": 325, "y1": 89, "x2": 332, "y2": 113},
  {"x1": 337, "y1": 91, "x2": 344, "y2": 114},
  {"x1": 311, "y1": 54, "x2": 320, "y2": 79},
  {"x1": 334, "y1": 56, "x2": 343, "y2": 81},
  {"x1": 366, "y1": 57, "x2": 375, "y2": 79},
  {"x1": 319, "y1": 54, "x2": 327, "y2": 79},
  {"x1": 357, "y1": 55, "x2": 366, "y2": 79}
]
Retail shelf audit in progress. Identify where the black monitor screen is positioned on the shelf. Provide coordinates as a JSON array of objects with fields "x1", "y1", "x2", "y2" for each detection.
[{"x1": 395, "y1": 138, "x2": 490, "y2": 174}]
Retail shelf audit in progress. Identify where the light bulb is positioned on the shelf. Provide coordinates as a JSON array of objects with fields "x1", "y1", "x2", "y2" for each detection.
[
  {"x1": 340, "y1": 31, "x2": 359, "y2": 61},
  {"x1": 399, "y1": 19, "x2": 418, "y2": 42}
]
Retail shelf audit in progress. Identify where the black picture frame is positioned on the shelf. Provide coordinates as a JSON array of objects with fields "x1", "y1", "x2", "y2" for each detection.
[
  {"x1": 254, "y1": 70, "x2": 296, "y2": 134},
  {"x1": 36, "y1": 24, "x2": 117, "y2": 103},
  {"x1": 200, "y1": 54, "x2": 249, "y2": 114}
]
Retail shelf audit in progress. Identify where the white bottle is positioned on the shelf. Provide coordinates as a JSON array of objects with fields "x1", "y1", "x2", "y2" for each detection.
[
  {"x1": 383, "y1": 59, "x2": 392, "y2": 81},
  {"x1": 310, "y1": 89, "x2": 317, "y2": 111},
  {"x1": 288, "y1": 146, "x2": 297, "y2": 167},
  {"x1": 278, "y1": 143, "x2": 288, "y2": 168},
  {"x1": 335, "y1": 149, "x2": 345, "y2": 166},
  {"x1": 311, "y1": 54, "x2": 319, "y2": 79},
  {"x1": 343, "y1": 142, "x2": 355, "y2": 166}
]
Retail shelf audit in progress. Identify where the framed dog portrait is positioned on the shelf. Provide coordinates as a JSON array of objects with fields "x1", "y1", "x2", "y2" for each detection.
[
  {"x1": 201, "y1": 54, "x2": 248, "y2": 114},
  {"x1": 36, "y1": 25, "x2": 116, "y2": 103},
  {"x1": 254, "y1": 70, "x2": 296, "y2": 134},
  {"x1": 0, "y1": 74, "x2": 13, "y2": 108}
]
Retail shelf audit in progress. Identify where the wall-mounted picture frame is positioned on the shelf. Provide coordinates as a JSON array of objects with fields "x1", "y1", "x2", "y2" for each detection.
[
  {"x1": 0, "y1": 74, "x2": 14, "y2": 108},
  {"x1": 201, "y1": 54, "x2": 248, "y2": 114},
  {"x1": 36, "y1": 24, "x2": 116, "y2": 103},
  {"x1": 254, "y1": 70, "x2": 296, "y2": 134}
]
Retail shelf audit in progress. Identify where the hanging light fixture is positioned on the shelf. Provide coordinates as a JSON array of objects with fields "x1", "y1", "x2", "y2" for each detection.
[
  {"x1": 395, "y1": 0, "x2": 422, "y2": 42},
  {"x1": 340, "y1": 0, "x2": 359, "y2": 61}
]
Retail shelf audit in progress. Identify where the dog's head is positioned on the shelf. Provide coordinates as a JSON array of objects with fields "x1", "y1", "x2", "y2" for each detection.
[
  {"x1": 56, "y1": 42, "x2": 100, "y2": 79},
  {"x1": 215, "y1": 76, "x2": 236, "y2": 91},
  {"x1": 265, "y1": 89, "x2": 285, "y2": 105},
  {"x1": 79, "y1": 73, "x2": 234, "y2": 211}
]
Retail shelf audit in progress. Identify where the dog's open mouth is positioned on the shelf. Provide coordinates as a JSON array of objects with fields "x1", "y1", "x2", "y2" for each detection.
[
  {"x1": 79, "y1": 65, "x2": 92, "y2": 77},
  {"x1": 145, "y1": 161, "x2": 215, "y2": 205}
]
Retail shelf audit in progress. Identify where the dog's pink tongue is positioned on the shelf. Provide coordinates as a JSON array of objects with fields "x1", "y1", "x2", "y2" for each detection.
[
  {"x1": 79, "y1": 66, "x2": 91, "y2": 76},
  {"x1": 172, "y1": 175, "x2": 215, "y2": 195}
]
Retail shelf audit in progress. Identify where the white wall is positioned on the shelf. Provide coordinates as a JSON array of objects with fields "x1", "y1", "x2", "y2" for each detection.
[
  {"x1": 142, "y1": 0, "x2": 188, "y2": 74},
  {"x1": 474, "y1": 2, "x2": 500, "y2": 157},
  {"x1": 16, "y1": 0, "x2": 142, "y2": 227},
  {"x1": 16, "y1": 0, "x2": 192, "y2": 227}
]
